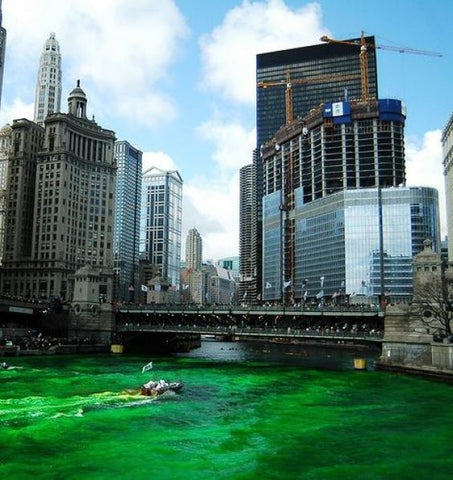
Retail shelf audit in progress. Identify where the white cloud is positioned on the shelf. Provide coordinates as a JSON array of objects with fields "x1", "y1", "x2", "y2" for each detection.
[
  {"x1": 142, "y1": 151, "x2": 178, "y2": 173},
  {"x1": 191, "y1": 0, "x2": 327, "y2": 260},
  {"x1": 3, "y1": 0, "x2": 190, "y2": 128},
  {"x1": 183, "y1": 174, "x2": 239, "y2": 261},
  {"x1": 405, "y1": 130, "x2": 446, "y2": 236},
  {"x1": 0, "y1": 98, "x2": 33, "y2": 126},
  {"x1": 199, "y1": 0, "x2": 326, "y2": 104},
  {"x1": 197, "y1": 120, "x2": 256, "y2": 174},
  {"x1": 181, "y1": 119, "x2": 254, "y2": 260}
]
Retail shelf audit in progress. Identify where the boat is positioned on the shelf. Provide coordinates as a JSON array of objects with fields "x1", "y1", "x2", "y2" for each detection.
[{"x1": 140, "y1": 379, "x2": 183, "y2": 397}]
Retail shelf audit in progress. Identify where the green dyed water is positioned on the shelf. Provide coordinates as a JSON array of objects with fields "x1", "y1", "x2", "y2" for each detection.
[{"x1": 1, "y1": 342, "x2": 452, "y2": 480}]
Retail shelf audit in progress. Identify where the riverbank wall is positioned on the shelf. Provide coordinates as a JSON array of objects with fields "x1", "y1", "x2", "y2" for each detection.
[{"x1": 376, "y1": 304, "x2": 453, "y2": 384}]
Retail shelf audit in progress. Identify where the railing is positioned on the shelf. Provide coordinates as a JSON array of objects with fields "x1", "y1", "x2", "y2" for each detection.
[
  {"x1": 117, "y1": 323, "x2": 383, "y2": 343},
  {"x1": 117, "y1": 303, "x2": 383, "y2": 317}
]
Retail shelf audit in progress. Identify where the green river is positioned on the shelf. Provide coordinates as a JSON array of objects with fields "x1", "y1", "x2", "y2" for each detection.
[{"x1": 1, "y1": 341, "x2": 452, "y2": 479}]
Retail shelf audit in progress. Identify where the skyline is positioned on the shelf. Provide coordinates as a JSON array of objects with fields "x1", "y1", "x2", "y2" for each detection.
[{"x1": 0, "y1": 0, "x2": 451, "y2": 261}]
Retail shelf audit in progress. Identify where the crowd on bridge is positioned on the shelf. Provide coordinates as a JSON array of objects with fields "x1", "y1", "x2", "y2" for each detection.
[{"x1": 117, "y1": 311, "x2": 383, "y2": 338}]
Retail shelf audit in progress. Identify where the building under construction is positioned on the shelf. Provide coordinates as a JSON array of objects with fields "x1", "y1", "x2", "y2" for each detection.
[{"x1": 261, "y1": 98, "x2": 440, "y2": 304}]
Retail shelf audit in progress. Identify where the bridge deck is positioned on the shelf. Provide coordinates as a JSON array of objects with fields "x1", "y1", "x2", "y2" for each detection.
[{"x1": 117, "y1": 304, "x2": 383, "y2": 318}]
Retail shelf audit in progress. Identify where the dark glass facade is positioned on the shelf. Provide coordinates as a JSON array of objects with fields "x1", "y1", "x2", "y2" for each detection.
[
  {"x1": 113, "y1": 141, "x2": 142, "y2": 302},
  {"x1": 256, "y1": 36, "x2": 378, "y2": 148}
]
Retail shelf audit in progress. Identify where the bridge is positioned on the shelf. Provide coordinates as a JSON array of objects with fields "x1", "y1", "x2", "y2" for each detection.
[
  {"x1": 116, "y1": 303, "x2": 384, "y2": 346},
  {"x1": 0, "y1": 296, "x2": 384, "y2": 348}
]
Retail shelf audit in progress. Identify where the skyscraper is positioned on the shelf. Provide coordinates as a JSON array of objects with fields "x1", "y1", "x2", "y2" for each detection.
[
  {"x1": 140, "y1": 167, "x2": 183, "y2": 293},
  {"x1": 0, "y1": 123, "x2": 11, "y2": 263},
  {"x1": 240, "y1": 36, "x2": 379, "y2": 304},
  {"x1": 34, "y1": 33, "x2": 62, "y2": 126},
  {"x1": 0, "y1": 82, "x2": 116, "y2": 300},
  {"x1": 185, "y1": 227, "x2": 202, "y2": 271},
  {"x1": 260, "y1": 98, "x2": 440, "y2": 303},
  {"x1": 0, "y1": 1, "x2": 6, "y2": 111},
  {"x1": 239, "y1": 163, "x2": 256, "y2": 301},
  {"x1": 113, "y1": 140, "x2": 142, "y2": 303},
  {"x1": 442, "y1": 112, "x2": 453, "y2": 262},
  {"x1": 256, "y1": 36, "x2": 378, "y2": 148},
  {"x1": 2, "y1": 119, "x2": 44, "y2": 269}
]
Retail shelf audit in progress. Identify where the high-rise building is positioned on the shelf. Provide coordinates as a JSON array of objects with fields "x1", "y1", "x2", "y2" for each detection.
[
  {"x1": 261, "y1": 98, "x2": 440, "y2": 303},
  {"x1": 2, "y1": 119, "x2": 44, "y2": 267},
  {"x1": 442, "y1": 113, "x2": 453, "y2": 262},
  {"x1": 181, "y1": 228, "x2": 202, "y2": 304},
  {"x1": 34, "y1": 33, "x2": 62, "y2": 126},
  {"x1": 240, "y1": 36, "x2": 379, "y2": 304},
  {"x1": 239, "y1": 163, "x2": 256, "y2": 301},
  {"x1": 0, "y1": 123, "x2": 11, "y2": 263},
  {"x1": 140, "y1": 167, "x2": 183, "y2": 294},
  {"x1": 0, "y1": 1, "x2": 6, "y2": 111},
  {"x1": 256, "y1": 36, "x2": 378, "y2": 149},
  {"x1": 113, "y1": 140, "x2": 142, "y2": 303},
  {"x1": 0, "y1": 82, "x2": 116, "y2": 300},
  {"x1": 185, "y1": 227, "x2": 202, "y2": 271}
]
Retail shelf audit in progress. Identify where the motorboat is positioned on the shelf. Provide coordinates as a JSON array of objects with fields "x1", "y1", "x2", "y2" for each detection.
[{"x1": 140, "y1": 379, "x2": 183, "y2": 397}]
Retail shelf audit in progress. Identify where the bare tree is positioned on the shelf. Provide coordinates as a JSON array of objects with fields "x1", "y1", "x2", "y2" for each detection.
[{"x1": 411, "y1": 275, "x2": 453, "y2": 338}]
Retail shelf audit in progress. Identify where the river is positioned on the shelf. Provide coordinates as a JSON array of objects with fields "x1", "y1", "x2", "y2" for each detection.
[{"x1": 1, "y1": 340, "x2": 452, "y2": 479}]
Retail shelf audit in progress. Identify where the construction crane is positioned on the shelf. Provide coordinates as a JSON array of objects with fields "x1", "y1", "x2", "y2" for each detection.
[
  {"x1": 257, "y1": 70, "x2": 360, "y2": 125},
  {"x1": 320, "y1": 31, "x2": 442, "y2": 101}
]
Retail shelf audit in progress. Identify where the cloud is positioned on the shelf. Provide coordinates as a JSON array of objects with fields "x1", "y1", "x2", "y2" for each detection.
[
  {"x1": 199, "y1": 0, "x2": 326, "y2": 104},
  {"x1": 191, "y1": 0, "x2": 327, "y2": 260},
  {"x1": 181, "y1": 119, "x2": 253, "y2": 260},
  {"x1": 140, "y1": 148, "x2": 241, "y2": 262},
  {"x1": 3, "y1": 0, "x2": 189, "y2": 128},
  {"x1": 183, "y1": 174, "x2": 240, "y2": 261},
  {"x1": 0, "y1": 98, "x2": 33, "y2": 126},
  {"x1": 197, "y1": 120, "x2": 256, "y2": 174},
  {"x1": 142, "y1": 151, "x2": 178, "y2": 173},
  {"x1": 405, "y1": 130, "x2": 446, "y2": 236}
]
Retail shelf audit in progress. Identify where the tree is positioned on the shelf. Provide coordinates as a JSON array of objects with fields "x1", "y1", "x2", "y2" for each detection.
[{"x1": 410, "y1": 275, "x2": 453, "y2": 339}]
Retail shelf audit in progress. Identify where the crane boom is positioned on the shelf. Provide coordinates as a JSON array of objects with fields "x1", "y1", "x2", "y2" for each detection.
[
  {"x1": 320, "y1": 34, "x2": 442, "y2": 57},
  {"x1": 257, "y1": 70, "x2": 360, "y2": 124},
  {"x1": 320, "y1": 32, "x2": 442, "y2": 100}
]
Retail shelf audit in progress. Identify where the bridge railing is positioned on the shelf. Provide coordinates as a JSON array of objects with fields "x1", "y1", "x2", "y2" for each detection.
[
  {"x1": 116, "y1": 303, "x2": 383, "y2": 316},
  {"x1": 116, "y1": 323, "x2": 383, "y2": 342}
]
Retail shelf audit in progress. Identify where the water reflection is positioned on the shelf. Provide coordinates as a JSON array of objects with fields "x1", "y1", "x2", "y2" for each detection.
[{"x1": 177, "y1": 339, "x2": 381, "y2": 371}]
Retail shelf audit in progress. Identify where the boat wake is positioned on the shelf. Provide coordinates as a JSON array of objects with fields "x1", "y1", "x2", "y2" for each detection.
[{"x1": 1, "y1": 390, "x2": 159, "y2": 425}]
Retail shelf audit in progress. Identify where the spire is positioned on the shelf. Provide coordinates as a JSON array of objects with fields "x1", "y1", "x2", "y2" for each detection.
[
  {"x1": 33, "y1": 32, "x2": 62, "y2": 125},
  {"x1": 68, "y1": 80, "x2": 88, "y2": 118}
]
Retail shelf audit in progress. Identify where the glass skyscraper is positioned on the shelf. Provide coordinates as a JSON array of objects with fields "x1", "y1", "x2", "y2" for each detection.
[
  {"x1": 263, "y1": 186, "x2": 440, "y2": 303},
  {"x1": 140, "y1": 167, "x2": 183, "y2": 291},
  {"x1": 261, "y1": 97, "x2": 440, "y2": 303},
  {"x1": 240, "y1": 36, "x2": 379, "y2": 304},
  {"x1": 113, "y1": 140, "x2": 142, "y2": 303},
  {"x1": 256, "y1": 35, "x2": 378, "y2": 148}
]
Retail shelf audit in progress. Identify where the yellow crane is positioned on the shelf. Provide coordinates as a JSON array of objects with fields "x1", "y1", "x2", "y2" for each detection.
[
  {"x1": 320, "y1": 31, "x2": 442, "y2": 101},
  {"x1": 257, "y1": 69, "x2": 360, "y2": 125}
]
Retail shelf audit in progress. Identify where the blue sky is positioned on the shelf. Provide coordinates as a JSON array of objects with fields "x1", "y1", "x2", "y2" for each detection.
[{"x1": 1, "y1": 0, "x2": 451, "y2": 260}]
